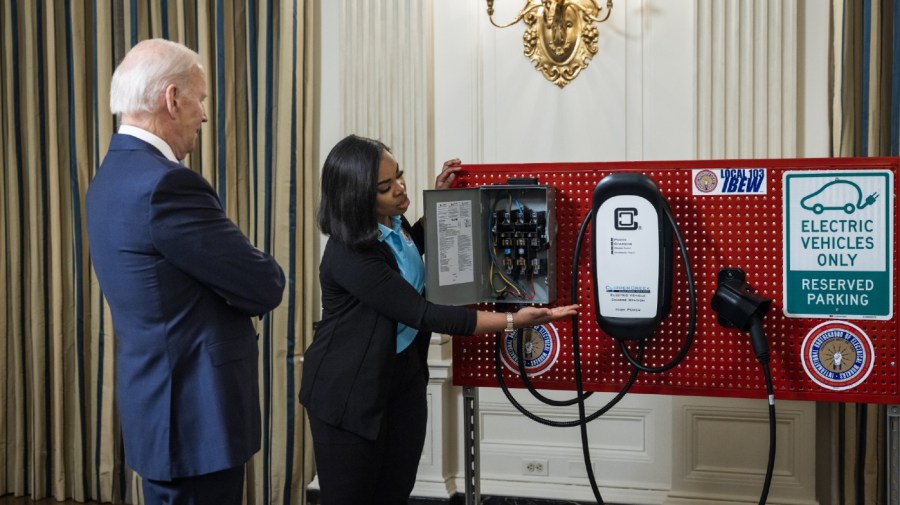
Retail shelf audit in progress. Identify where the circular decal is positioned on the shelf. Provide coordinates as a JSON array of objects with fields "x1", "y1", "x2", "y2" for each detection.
[
  {"x1": 500, "y1": 323, "x2": 560, "y2": 377},
  {"x1": 800, "y1": 321, "x2": 874, "y2": 391},
  {"x1": 694, "y1": 169, "x2": 718, "y2": 193}
]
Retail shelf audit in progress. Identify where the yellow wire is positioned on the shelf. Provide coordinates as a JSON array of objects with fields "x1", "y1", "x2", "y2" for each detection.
[{"x1": 490, "y1": 246, "x2": 522, "y2": 296}]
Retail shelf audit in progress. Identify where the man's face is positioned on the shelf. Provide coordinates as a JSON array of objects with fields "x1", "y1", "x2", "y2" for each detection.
[{"x1": 171, "y1": 66, "x2": 208, "y2": 160}]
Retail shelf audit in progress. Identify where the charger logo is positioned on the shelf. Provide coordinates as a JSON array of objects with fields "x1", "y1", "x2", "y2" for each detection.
[
  {"x1": 615, "y1": 208, "x2": 639, "y2": 230},
  {"x1": 800, "y1": 321, "x2": 873, "y2": 391},
  {"x1": 500, "y1": 323, "x2": 560, "y2": 377}
]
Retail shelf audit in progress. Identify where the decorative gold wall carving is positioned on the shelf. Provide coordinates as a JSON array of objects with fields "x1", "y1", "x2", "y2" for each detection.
[{"x1": 486, "y1": 0, "x2": 613, "y2": 88}]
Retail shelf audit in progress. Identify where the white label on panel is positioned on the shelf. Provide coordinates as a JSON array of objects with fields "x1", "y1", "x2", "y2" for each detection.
[{"x1": 436, "y1": 200, "x2": 475, "y2": 286}]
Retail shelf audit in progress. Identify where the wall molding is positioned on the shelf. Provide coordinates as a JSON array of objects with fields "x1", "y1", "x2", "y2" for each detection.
[
  {"x1": 467, "y1": 390, "x2": 671, "y2": 502},
  {"x1": 665, "y1": 397, "x2": 818, "y2": 505}
]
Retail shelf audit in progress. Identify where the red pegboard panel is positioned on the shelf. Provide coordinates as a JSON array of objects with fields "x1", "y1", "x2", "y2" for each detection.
[{"x1": 451, "y1": 157, "x2": 899, "y2": 403}]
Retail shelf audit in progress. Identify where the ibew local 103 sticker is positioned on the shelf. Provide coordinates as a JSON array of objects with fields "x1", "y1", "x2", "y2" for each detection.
[
  {"x1": 800, "y1": 321, "x2": 874, "y2": 391},
  {"x1": 692, "y1": 168, "x2": 767, "y2": 195}
]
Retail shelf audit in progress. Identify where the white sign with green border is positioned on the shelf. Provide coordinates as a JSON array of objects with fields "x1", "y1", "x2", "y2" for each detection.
[{"x1": 783, "y1": 170, "x2": 893, "y2": 319}]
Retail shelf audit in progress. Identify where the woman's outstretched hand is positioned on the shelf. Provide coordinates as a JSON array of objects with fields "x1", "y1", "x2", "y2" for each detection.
[
  {"x1": 514, "y1": 304, "x2": 580, "y2": 328},
  {"x1": 434, "y1": 158, "x2": 463, "y2": 190}
]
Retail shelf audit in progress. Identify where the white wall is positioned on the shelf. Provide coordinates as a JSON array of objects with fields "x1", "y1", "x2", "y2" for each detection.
[
  {"x1": 315, "y1": 0, "x2": 831, "y2": 503},
  {"x1": 433, "y1": 0, "x2": 696, "y2": 165}
]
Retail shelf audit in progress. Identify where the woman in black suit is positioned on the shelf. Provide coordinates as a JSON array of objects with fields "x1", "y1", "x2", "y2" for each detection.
[{"x1": 300, "y1": 134, "x2": 578, "y2": 504}]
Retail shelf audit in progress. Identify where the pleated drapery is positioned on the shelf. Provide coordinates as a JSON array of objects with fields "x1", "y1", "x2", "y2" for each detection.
[
  {"x1": 832, "y1": 0, "x2": 900, "y2": 157},
  {"x1": 0, "y1": 2, "x2": 317, "y2": 504},
  {"x1": 829, "y1": 1, "x2": 898, "y2": 504}
]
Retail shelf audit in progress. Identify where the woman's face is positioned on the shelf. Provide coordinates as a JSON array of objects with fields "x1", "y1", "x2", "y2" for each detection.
[{"x1": 374, "y1": 150, "x2": 410, "y2": 226}]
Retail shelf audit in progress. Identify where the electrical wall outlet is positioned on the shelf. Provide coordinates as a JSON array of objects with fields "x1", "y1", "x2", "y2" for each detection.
[{"x1": 521, "y1": 458, "x2": 549, "y2": 476}]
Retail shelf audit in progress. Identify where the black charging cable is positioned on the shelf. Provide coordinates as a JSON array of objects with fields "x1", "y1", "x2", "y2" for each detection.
[
  {"x1": 615, "y1": 200, "x2": 696, "y2": 373},
  {"x1": 495, "y1": 208, "x2": 645, "y2": 505},
  {"x1": 495, "y1": 201, "x2": 697, "y2": 504},
  {"x1": 711, "y1": 268, "x2": 776, "y2": 505},
  {"x1": 494, "y1": 209, "x2": 642, "y2": 427}
]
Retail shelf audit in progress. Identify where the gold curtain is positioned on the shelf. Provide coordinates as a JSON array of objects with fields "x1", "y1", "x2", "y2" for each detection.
[
  {"x1": 828, "y1": 0, "x2": 896, "y2": 504},
  {"x1": 0, "y1": 1, "x2": 317, "y2": 503}
]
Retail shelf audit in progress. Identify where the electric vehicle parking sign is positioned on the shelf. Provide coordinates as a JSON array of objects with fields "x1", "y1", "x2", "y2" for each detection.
[{"x1": 783, "y1": 170, "x2": 894, "y2": 319}]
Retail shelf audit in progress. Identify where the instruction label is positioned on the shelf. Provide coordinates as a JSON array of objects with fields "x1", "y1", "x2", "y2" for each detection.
[
  {"x1": 783, "y1": 170, "x2": 894, "y2": 319},
  {"x1": 435, "y1": 200, "x2": 475, "y2": 286}
]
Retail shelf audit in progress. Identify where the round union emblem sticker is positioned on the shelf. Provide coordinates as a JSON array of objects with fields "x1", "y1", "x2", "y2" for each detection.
[
  {"x1": 694, "y1": 169, "x2": 718, "y2": 193},
  {"x1": 800, "y1": 321, "x2": 874, "y2": 391},
  {"x1": 500, "y1": 323, "x2": 560, "y2": 377}
]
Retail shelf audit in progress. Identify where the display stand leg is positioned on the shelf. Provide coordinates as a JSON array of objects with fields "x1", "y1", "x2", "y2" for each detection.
[
  {"x1": 464, "y1": 386, "x2": 481, "y2": 505},
  {"x1": 888, "y1": 405, "x2": 900, "y2": 504}
]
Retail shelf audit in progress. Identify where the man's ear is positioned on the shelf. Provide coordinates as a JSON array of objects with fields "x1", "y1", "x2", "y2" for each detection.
[{"x1": 164, "y1": 84, "x2": 178, "y2": 119}]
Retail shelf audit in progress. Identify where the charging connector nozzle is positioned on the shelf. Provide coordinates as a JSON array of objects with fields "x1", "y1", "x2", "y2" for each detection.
[
  {"x1": 711, "y1": 268, "x2": 773, "y2": 362},
  {"x1": 710, "y1": 268, "x2": 777, "y2": 505}
]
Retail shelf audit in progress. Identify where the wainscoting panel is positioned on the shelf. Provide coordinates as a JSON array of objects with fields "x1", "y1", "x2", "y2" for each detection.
[{"x1": 665, "y1": 396, "x2": 818, "y2": 505}]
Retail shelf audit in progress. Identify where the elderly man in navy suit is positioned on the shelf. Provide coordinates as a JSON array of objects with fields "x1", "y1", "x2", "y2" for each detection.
[{"x1": 86, "y1": 39, "x2": 285, "y2": 505}]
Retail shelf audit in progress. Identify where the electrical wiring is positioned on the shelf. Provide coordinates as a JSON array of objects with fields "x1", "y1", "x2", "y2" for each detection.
[
  {"x1": 486, "y1": 194, "x2": 541, "y2": 301},
  {"x1": 489, "y1": 261, "x2": 523, "y2": 297}
]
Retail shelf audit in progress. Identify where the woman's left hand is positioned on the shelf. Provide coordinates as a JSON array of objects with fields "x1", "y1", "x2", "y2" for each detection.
[
  {"x1": 516, "y1": 304, "x2": 580, "y2": 327},
  {"x1": 435, "y1": 158, "x2": 463, "y2": 190}
]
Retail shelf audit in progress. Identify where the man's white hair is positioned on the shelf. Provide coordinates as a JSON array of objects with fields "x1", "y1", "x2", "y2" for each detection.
[{"x1": 109, "y1": 39, "x2": 202, "y2": 115}]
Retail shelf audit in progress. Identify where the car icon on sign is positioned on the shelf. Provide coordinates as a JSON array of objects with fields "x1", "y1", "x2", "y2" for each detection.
[{"x1": 800, "y1": 179, "x2": 878, "y2": 215}]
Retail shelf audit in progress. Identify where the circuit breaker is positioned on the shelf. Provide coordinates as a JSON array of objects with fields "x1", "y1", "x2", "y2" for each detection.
[{"x1": 423, "y1": 183, "x2": 557, "y2": 305}]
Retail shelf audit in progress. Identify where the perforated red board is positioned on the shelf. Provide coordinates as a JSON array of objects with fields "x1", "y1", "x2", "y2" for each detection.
[{"x1": 451, "y1": 158, "x2": 899, "y2": 403}]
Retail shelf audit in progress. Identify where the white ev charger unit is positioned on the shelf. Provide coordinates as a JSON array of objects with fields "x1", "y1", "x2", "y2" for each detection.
[{"x1": 591, "y1": 173, "x2": 673, "y2": 341}]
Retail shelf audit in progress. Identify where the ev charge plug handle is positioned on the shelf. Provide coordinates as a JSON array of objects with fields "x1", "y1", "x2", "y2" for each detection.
[
  {"x1": 710, "y1": 267, "x2": 777, "y2": 505},
  {"x1": 711, "y1": 268, "x2": 773, "y2": 362},
  {"x1": 591, "y1": 173, "x2": 673, "y2": 341}
]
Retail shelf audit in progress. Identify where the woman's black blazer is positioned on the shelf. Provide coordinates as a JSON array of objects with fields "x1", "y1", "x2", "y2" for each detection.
[{"x1": 299, "y1": 217, "x2": 477, "y2": 440}]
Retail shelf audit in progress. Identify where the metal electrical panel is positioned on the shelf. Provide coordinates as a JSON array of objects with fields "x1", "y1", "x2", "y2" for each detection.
[{"x1": 423, "y1": 184, "x2": 557, "y2": 306}]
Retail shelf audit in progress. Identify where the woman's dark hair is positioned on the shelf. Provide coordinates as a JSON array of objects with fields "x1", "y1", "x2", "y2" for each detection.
[{"x1": 317, "y1": 134, "x2": 390, "y2": 249}]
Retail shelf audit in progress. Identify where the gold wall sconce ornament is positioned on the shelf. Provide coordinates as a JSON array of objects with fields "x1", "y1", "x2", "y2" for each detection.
[{"x1": 486, "y1": 0, "x2": 613, "y2": 88}]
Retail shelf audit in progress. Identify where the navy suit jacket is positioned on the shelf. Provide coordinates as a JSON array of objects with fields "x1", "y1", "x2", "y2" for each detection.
[{"x1": 86, "y1": 134, "x2": 285, "y2": 480}]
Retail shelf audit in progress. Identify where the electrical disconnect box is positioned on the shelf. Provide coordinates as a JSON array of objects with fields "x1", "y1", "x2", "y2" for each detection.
[{"x1": 423, "y1": 184, "x2": 557, "y2": 305}]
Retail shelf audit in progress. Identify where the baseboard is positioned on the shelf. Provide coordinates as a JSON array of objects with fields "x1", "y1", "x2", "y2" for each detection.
[{"x1": 305, "y1": 490, "x2": 615, "y2": 505}]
